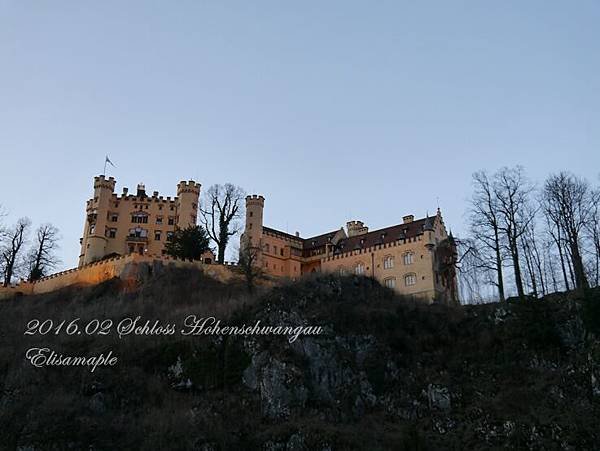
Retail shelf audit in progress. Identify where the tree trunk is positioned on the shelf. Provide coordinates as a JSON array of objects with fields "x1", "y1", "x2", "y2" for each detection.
[
  {"x1": 494, "y1": 228, "x2": 505, "y2": 301},
  {"x1": 522, "y1": 240, "x2": 538, "y2": 298},
  {"x1": 511, "y1": 240, "x2": 526, "y2": 300},
  {"x1": 569, "y1": 239, "x2": 589, "y2": 290},
  {"x1": 556, "y1": 240, "x2": 570, "y2": 292}
]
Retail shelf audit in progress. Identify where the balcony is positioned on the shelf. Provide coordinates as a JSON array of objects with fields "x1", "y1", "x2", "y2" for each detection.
[{"x1": 126, "y1": 235, "x2": 148, "y2": 243}]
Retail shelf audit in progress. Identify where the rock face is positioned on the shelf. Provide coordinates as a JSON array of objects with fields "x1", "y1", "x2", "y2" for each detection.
[{"x1": 0, "y1": 271, "x2": 599, "y2": 450}]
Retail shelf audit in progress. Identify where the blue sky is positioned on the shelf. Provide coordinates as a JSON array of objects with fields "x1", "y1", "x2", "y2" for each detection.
[{"x1": 1, "y1": 1, "x2": 598, "y2": 269}]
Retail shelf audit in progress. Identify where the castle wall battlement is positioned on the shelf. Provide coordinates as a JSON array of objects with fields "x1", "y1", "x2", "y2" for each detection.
[
  {"x1": 321, "y1": 235, "x2": 422, "y2": 263},
  {"x1": 0, "y1": 254, "x2": 237, "y2": 300}
]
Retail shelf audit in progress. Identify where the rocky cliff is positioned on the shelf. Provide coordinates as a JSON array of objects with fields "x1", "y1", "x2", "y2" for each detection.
[{"x1": 0, "y1": 267, "x2": 598, "y2": 450}]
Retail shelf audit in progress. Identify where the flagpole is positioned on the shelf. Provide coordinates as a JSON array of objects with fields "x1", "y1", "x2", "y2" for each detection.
[{"x1": 103, "y1": 157, "x2": 107, "y2": 176}]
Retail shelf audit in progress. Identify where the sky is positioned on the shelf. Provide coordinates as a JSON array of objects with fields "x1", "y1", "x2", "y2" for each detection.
[{"x1": 1, "y1": 1, "x2": 599, "y2": 270}]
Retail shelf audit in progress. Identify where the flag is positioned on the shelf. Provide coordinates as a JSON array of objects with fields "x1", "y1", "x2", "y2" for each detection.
[{"x1": 105, "y1": 155, "x2": 116, "y2": 167}]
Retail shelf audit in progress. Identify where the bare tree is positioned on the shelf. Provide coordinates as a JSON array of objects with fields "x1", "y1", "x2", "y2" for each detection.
[
  {"x1": 542, "y1": 172, "x2": 592, "y2": 291},
  {"x1": 545, "y1": 215, "x2": 571, "y2": 292},
  {"x1": 27, "y1": 224, "x2": 61, "y2": 281},
  {"x1": 519, "y1": 215, "x2": 547, "y2": 298},
  {"x1": 584, "y1": 188, "x2": 600, "y2": 287},
  {"x1": 200, "y1": 184, "x2": 245, "y2": 264},
  {"x1": 238, "y1": 238, "x2": 263, "y2": 293},
  {"x1": 1, "y1": 218, "x2": 30, "y2": 286},
  {"x1": 493, "y1": 166, "x2": 536, "y2": 301},
  {"x1": 468, "y1": 170, "x2": 506, "y2": 301},
  {"x1": 542, "y1": 237, "x2": 560, "y2": 293}
]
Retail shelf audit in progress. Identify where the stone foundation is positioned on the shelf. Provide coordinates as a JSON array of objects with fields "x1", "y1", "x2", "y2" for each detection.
[{"x1": 0, "y1": 254, "x2": 239, "y2": 299}]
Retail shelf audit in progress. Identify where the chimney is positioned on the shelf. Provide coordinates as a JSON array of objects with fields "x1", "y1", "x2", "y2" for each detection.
[
  {"x1": 347, "y1": 220, "x2": 369, "y2": 237},
  {"x1": 137, "y1": 183, "x2": 146, "y2": 197},
  {"x1": 122, "y1": 187, "x2": 129, "y2": 196},
  {"x1": 295, "y1": 231, "x2": 300, "y2": 237},
  {"x1": 403, "y1": 215, "x2": 414, "y2": 224}
]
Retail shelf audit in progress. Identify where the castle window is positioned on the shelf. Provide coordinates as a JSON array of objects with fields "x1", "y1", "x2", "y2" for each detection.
[
  {"x1": 339, "y1": 267, "x2": 347, "y2": 276},
  {"x1": 155, "y1": 231, "x2": 161, "y2": 241},
  {"x1": 156, "y1": 216, "x2": 163, "y2": 225},
  {"x1": 355, "y1": 262, "x2": 365, "y2": 275},
  {"x1": 159, "y1": 205, "x2": 163, "y2": 211},
  {"x1": 280, "y1": 248, "x2": 284, "y2": 256},
  {"x1": 108, "y1": 229, "x2": 116, "y2": 238},
  {"x1": 192, "y1": 203, "x2": 197, "y2": 210},
  {"x1": 383, "y1": 255, "x2": 394, "y2": 269},
  {"x1": 264, "y1": 244, "x2": 270, "y2": 253},
  {"x1": 168, "y1": 217, "x2": 175, "y2": 226},
  {"x1": 403, "y1": 252, "x2": 414, "y2": 265},
  {"x1": 166, "y1": 231, "x2": 174, "y2": 242},
  {"x1": 384, "y1": 277, "x2": 396, "y2": 289},
  {"x1": 89, "y1": 224, "x2": 95, "y2": 234},
  {"x1": 404, "y1": 273, "x2": 416, "y2": 286},
  {"x1": 170, "y1": 206, "x2": 174, "y2": 211},
  {"x1": 273, "y1": 245, "x2": 277, "y2": 254},
  {"x1": 110, "y1": 214, "x2": 118, "y2": 222},
  {"x1": 249, "y1": 211, "x2": 253, "y2": 217},
  {"x1": 131, "y1": 212, "x2": 148, "y2": 224},
  {"x1": 128, "y1": 227, "x2": 147, "y2": 238},
  {"x1": 248, "y1": 223, "x2": 252, "y2": 229}
]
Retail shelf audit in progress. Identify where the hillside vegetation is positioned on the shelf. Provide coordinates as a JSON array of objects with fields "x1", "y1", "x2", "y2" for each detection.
[{"x1": 0, "y1": 266, "x2": 599, "y2": 450}]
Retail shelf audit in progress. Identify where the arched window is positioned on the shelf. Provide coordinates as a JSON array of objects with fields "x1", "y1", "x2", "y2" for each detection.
[
  {"x1": 383, "y1": 255, "x2": 394, "y2": 269},
  {"x1": 404, "y1": 273, "x2": 417, "y2": 286},
  {"x1": 264, "y1": 243, "x2": 270, "y2": 253},
  {"x1": 338, "y1": 266, "x2": 347, "y2": 276},
  {"x1": 403, "y1": 252, "x2": 414, "y2": 265},
  {"x1": 384, "y1": 277, "x2": 396, "y2": 289},
  {"x1": 355, "y1": 262, "x2": 365, "y2": 275}
]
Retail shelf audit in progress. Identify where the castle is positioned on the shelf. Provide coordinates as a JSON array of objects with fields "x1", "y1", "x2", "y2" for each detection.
[
  {"x1": 78, "y1": 175, "x2": 213, "y2": 267},
  {"x1": 241, "y1": 195, "x2": 458, "y2": 303},
  {"x1": 1, "y1": 175, "x2": 457, "y2": 302}
]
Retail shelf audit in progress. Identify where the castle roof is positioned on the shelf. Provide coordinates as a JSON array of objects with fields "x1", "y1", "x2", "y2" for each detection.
[
  {"x1": 262, "y1": 226, "x2": 303, "y2": 244},
  {"x1": 263, "y1": 215, "x2": 437, "y2": 253},
  {"x1": 333, "y1": 216, "x2": 434, "y2": 254},
  {"x1": 302, "y1": 229, "x2": 344, "y2": 250}
]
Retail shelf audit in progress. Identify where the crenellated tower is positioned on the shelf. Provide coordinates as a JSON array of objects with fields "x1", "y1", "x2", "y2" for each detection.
[
  {"x1": 240, "y1": 194, "x2": 265, "y2": 264},
  {"x1": 176, "y1": 180, "x2": 201, "y2": 229},
  {"x1": 79, "y1": 175, "x2": 116, "y2": 266}
]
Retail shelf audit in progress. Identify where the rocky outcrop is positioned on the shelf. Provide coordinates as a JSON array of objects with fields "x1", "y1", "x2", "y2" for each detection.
[{"x1": 1, "y1": 272, "x2": 599, "y2": 450}]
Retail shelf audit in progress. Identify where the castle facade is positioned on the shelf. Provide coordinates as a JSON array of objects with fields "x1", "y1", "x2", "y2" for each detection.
[
  {"x1": 78, "y1": 175, "x2": 204, "y2": 267},
  {"x1": 241, "y1": 195, "x2": 458, "y2": 303}
]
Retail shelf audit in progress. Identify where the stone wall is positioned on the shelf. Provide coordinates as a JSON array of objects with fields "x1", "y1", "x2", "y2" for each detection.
[{"x1": 0, "y1": 254, "x2": 238, "y2": 299}]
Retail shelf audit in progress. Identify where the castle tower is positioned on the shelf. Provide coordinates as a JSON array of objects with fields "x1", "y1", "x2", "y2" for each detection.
[
  {"x1": 244, "y1": 195, "x2": 264, "y2": 246},
  {"x1": 176, "y1": 180, "x2": 201, "y2": 229},
  {"x1": 79, "y1": 175, "x2": 116, "y2": 266}
]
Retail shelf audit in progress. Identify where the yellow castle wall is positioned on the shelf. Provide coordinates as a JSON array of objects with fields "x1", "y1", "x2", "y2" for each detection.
[
  {"x1": 320, "y1": 235, "x2": 437, "y2": 301},
  {"x1": 79, "y1": 176, "x2": 200, "y2": 266},
  {"x1": 260, "y1": 230, "x2": 303, "y2": 279},
  {"x1": 1, "y1": 254, "x2": 238, "y2": 299}
]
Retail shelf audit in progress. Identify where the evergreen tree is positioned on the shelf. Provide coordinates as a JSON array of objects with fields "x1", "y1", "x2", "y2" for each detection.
[{"x1": 164, "y1": 225, "x2": 211, "y2": 260}]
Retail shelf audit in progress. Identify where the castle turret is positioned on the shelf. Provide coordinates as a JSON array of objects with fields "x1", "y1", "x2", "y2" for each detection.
[
  {"x1": 346, "y1": 220, "x2": 368, "y2": 237},
  {"x1": 79, "y1": 175, "x2": 116, "y2": 266},
  {"x1": 176, "y1": 180, "x2": 201, "y2": 229},
  {"x1": 243, "y1": 195, "x2": 264, "y2": 248}
]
